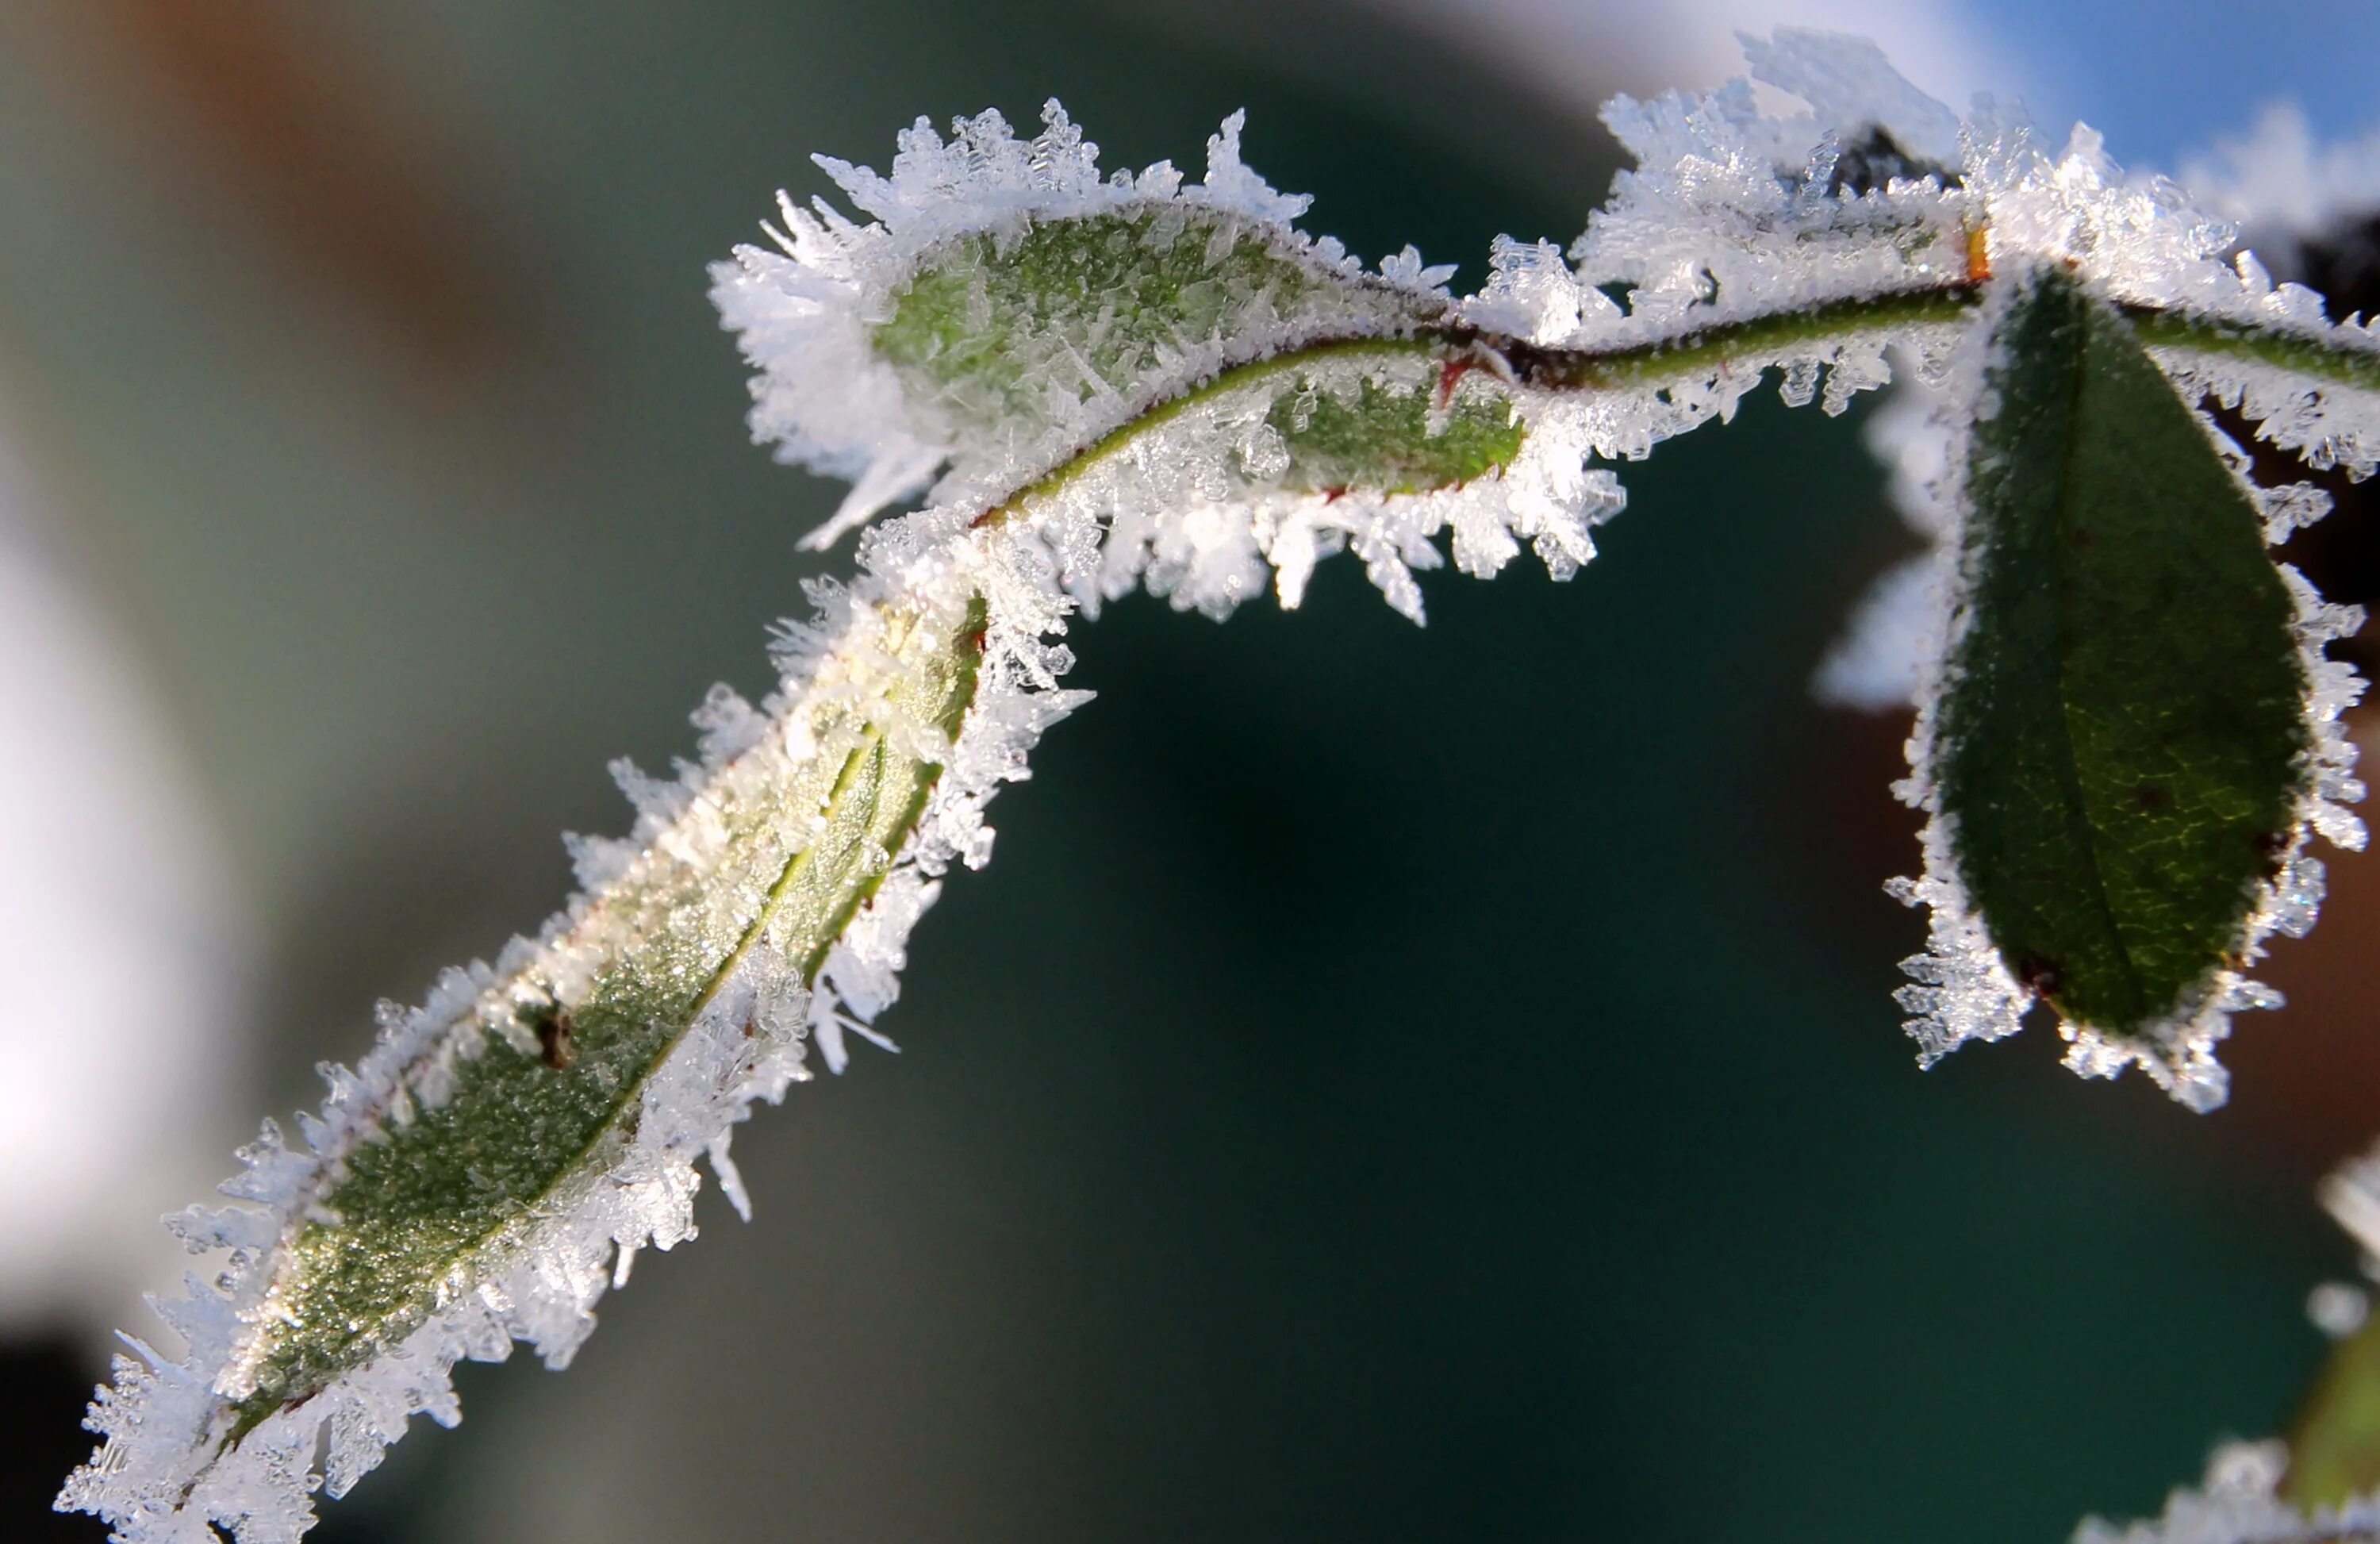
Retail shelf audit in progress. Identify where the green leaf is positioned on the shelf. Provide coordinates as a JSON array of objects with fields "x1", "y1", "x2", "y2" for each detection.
[
  {"x1": 873, "y1": 210, "x2": 1438, "y2": 444},
  {"x1": 1260, "y1": 369, "x2": 1524, "y2": 494},
  {"x1": 1935, "y1": 267, "x2": 2309, "y2": 1039},
  {"x1": 222, "y1": 597, "x2": 986, "y2": 1442},
  {"x1": 2287, "y1": 1315, "x2": 2380, "y2": 1511}
]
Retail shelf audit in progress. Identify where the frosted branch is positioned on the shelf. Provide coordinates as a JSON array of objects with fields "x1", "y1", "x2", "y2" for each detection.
[{"x1": 59, "y1": 28, "x2": 2380, "y2": 1542}]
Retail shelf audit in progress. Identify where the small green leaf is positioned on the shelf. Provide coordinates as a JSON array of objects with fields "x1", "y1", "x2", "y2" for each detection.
[
  {"x1": 873, "y1": 210, "x2": 1437, "y2": 443},
  {"x1": 2286, "y1": 1315, "x2": 2380, "y2": 1511},
  {"x1": 1260, "y1": 371, "x2": 1524, "y2": 494},
  {"x1": 1936, "y1": 267, "x2": 2309, "y2": 1038}
]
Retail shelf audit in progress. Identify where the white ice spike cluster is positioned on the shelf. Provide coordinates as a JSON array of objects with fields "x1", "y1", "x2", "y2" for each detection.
[
  {"x1": 1496, "y1": 31, "x2": 1971, "y2": 350},
  {"x1": 2072, "y1": 1442, "x2": 2380, "y2": 1544},
  {"x1": 710, "y1": 101, "x2": 1449, "y2": 551},
  {"x1": 63, "y1": 29, "x2": 2380, "y2": 1543}
]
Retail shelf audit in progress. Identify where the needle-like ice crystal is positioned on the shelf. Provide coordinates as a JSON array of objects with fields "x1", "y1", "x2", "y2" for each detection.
[{"x1": 2073, "y1": 1442, "x2": 2380, "y2": 1544}]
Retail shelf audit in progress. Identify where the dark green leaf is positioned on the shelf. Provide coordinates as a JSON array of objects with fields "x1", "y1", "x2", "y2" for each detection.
[{"x1": 1936, "y1": 267, "x2": 2309, "y2": 1038}]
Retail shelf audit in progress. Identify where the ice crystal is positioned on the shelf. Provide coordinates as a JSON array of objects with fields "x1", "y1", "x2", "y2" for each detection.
[
  {"x1": 2072, "y1": 1442, "x2": 2380, "y2": 1544},
  {"x1": 1813, "y1": 367, "x2": 1957, "y2": 710},
  {"x1": 2308, "y1": 1281, "x2": 2370, "y2": 1340},
  {"x1": 1540, "y1": 30, "x2": 1971, "y2": 348},
  {"x1": 2182, "y1": 107, "x2": 2380, "y2": 284}
]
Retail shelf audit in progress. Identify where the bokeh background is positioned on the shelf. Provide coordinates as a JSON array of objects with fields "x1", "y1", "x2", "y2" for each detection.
[{"x1": 6, "y1": 2, "x2": 2380, "y2": 1539}]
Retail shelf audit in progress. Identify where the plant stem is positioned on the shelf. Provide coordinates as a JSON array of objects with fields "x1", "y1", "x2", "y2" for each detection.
[
  {"x1": 985, "y1": 282, "x2": 2380, "y2": 524},
  {"x1": 2126, "y1": 306, "x2": 2380, "y2": 396}
]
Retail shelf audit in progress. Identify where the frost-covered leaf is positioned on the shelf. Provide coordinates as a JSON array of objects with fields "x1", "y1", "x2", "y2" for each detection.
[
  {"x1": 2286, "y1": 1314, "x2": 2380, "y2": 1512},
  {"x1": 1000, "y1": 337, "x2": 1613, "y2": 622},
  {"x1": 228, "y1": 605, "x2": 980, "y2": 1430},
  {"x1": 55, "y1": 578, "x2": 1097, "y2": 1541},
  {"x1": 709, "y1": 103, "x2": 1449, "y2": 550},
  {"x1": 870, "y1": 209, "x2": 1438, "y2": 444},
  {"x1": 1947, "y1": 270, "x2": 2306, "y2": 1031},
  {"x1": 1897, "y1": 267, "x2": 2349, "y2": 1108}
]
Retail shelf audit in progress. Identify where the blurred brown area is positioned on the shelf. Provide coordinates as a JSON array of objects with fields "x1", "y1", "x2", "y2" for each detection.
[
  {"x1": 23, "y1": 0, "x2": 520, "y2": 371},
  {"x1": 2210, "y1": 213, "x2": 2380, "y2": 1180},
  {"x1": 2231, "y1": 781, "x2": 2380, "y2": 1178}
]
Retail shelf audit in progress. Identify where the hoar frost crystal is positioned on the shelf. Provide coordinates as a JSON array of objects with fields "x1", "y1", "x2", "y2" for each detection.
[{"x1": 63, "y1": 28, "x2": 2380, "y2": 1544}]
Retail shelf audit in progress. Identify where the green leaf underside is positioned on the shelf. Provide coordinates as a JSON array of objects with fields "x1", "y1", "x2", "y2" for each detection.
[
  {"x1": 1939, "y1": 269, "x2": 2308, "y2": 1034},
  {"x1": 227, "y1": 599, "x2": 987, "y2": 1441},
  {"x1": 872, "y1": 209, "x2": 1434, "y2": 438},
  {"x1": 2288, "y1": 1315, "x2": 2380, "y2": 1509},
  {"x1": 1260, "y1": 374, "x2": 1523, "y2": 494}
]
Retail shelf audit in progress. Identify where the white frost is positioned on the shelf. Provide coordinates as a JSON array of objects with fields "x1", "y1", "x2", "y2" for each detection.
[
  {"x1": 709, "y1": 101, "x2": 1447, "y2": 549},
  {"x1": 2307, "y1": 1281, "x2": 2370, "y2": 1340},
  {"x1": 1465, "y1": 28, "x2": 1975, "y2": 355},
  {"x1": 1821, "y1": 91, "x2": 2380, "y2": 720},
  {"x1": 2181, "y1": 106, "x2": 2380, "y2": 288},
  {"x1": 2072, "y1": 1442, "x2": 2380, "y2": 1544}
]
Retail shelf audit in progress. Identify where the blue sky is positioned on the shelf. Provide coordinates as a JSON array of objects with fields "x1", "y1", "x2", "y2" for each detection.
[{"x1": 1944, "y1": 0, "x2": 2377, "y2": 163}]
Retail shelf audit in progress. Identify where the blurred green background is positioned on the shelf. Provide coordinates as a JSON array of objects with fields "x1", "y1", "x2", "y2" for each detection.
[{"x1": 2, "y1": 2, "x2": 2374, "y2": 1540}]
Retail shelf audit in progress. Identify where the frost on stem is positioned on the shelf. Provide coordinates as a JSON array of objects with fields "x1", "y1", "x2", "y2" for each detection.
[
  {"x1": 63, "y1": 29, "x2": 2380, "y2": 1543},
  {"x1": 704, "y1": 55, "x2": 1994, "y2": 623}
]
